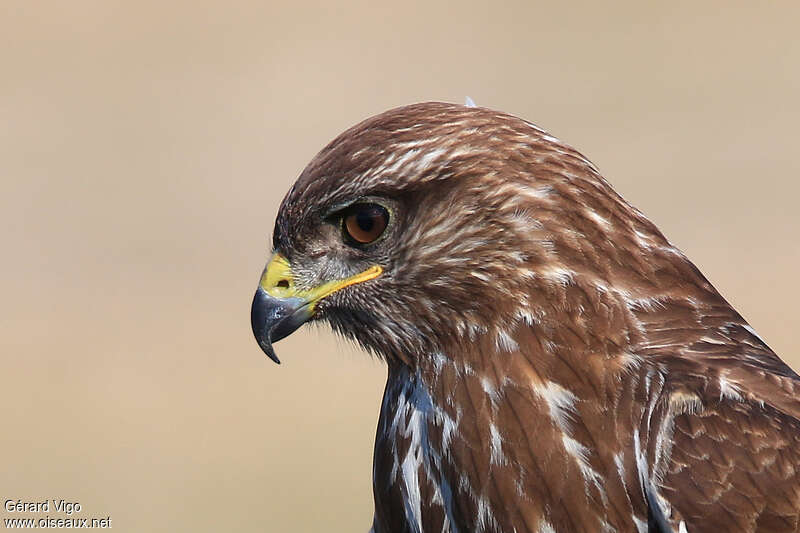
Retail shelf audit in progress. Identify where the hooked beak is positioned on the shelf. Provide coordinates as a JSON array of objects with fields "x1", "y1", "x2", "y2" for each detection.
[{"x1": 250, "y1": 254, "x2": 382, "y2": 364}]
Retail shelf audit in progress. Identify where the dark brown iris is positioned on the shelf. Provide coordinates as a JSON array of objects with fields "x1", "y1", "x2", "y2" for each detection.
[{"x1": 343, "y1": 203, "x2": 389, "y2": 244}]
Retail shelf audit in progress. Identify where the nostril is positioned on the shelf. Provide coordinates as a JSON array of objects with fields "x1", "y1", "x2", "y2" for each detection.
[{"x1": 276, "y1": 279, "x2": 290, "y2": 289}]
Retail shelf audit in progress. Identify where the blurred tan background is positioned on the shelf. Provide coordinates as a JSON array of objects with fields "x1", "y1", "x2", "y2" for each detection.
[{"x1": 1, "y1": 1, "x2": 798, "y2": 531}]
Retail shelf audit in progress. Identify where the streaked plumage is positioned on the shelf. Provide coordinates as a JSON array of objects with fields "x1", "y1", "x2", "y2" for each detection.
[{"x1": 251, "y1": 102, "x2": 800, "y2": 532}]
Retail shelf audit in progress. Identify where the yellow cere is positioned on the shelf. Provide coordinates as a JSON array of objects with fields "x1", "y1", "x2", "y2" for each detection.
[{"x1": 260, "y1": 253, "x2": 383, "y2": 311}]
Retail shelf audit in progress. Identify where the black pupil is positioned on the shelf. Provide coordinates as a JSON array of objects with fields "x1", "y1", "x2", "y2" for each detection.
[{"x1": 356, "y1": 208, "x2": 377, "y2": 232}]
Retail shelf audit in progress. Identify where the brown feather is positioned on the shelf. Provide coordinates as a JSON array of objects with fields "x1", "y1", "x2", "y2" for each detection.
[{"x1": 269, "y1": 102, "x2": 800, "y2": 532}]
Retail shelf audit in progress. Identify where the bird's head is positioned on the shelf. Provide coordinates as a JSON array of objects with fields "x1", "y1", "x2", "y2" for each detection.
[{"x1": 251, "y1": 102, "x2": 673, "y2": 365}]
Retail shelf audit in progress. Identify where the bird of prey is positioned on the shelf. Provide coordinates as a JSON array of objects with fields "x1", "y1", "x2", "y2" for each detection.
[{"x1": 250, "y1": 102, "x2": 800, "y2": 533}]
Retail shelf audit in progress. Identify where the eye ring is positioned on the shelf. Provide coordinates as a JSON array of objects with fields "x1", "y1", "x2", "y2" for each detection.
[{"x1": 342, "y1": 203, "x2": 390, "y2": 245}]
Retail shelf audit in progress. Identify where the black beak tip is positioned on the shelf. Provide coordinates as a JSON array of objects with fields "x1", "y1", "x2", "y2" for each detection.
[
  {"x1": 250, "y1": 287, "x2": 312, "y2": 365},
  {"x1": 251, "y1": 288, "x2": 281, "y2": 365},
  {"x1": 259, "y1": 340, "x2": 281, "y2": 365}
]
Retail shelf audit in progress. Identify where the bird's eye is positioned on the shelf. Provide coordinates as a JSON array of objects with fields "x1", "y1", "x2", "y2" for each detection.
[{"x1": 342, "y1": 203, "x2": 389, "y2": 245}]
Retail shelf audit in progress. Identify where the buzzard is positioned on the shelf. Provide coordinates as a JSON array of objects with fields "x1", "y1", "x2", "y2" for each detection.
[{"x1": 250, "y1": 103, "x2": 800, "y2": 532}]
